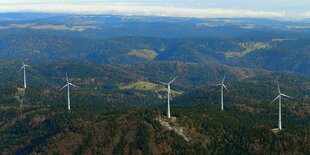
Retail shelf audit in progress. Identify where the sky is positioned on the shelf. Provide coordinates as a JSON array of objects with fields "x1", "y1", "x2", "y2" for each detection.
[{"x1": 0, "y1": 0, "x2": 310, "y2": 19}]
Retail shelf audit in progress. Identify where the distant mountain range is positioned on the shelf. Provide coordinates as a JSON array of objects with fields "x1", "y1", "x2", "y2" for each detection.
[
  {"x1": 0, "y1": 13, "x2": 310, "y2": 76},
  {"x1": 3, "y1": 13, "x2": 308, "y2": 107}
]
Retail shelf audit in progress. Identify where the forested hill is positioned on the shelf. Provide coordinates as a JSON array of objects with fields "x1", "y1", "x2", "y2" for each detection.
[
  {"x1": 0, "y1": 62, "x2": 310, "y2": 154},
  {"x1": 0, "y1": 59, "x2": 267, "y2": 89},
  {"x1": 0, "y1": 13, "x2": 310, "y2": 154},
  {"x1": 175, "y1": 72, "x2": 310, "y2": 106},
  {"x1": 0, "y1": 60, "x2": 310, "y2": 154},
  {"x1": 1, "y1": 14, "x2": 310, "y2": 75}
]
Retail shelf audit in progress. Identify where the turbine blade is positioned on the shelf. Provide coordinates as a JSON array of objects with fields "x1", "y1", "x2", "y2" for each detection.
[
  {"x1": 60, "y1": 84, "x2": 68, "y2": 91},
  {"x1": 281, "y1": 93, "x2": 292, "y2": 99},
  {"x1": 24, "y1": 64, "x2": 32, "y2": 67},
  {"x1": 20, "y1": 66, "x2": 25, "y2": 70},
  {"x1": 69, "y1": 83, "x2": 78, "y2": 88},
  {"x1": 271, "y1": 95, "x2": 280, "y2": 103},
  {"x1": 66, "y1": 73, "x2": 69, "y2": 83},
  {"x1": 215, "y1": 83, "x2": 221, "y2": 86},
  {"x1": 159, "y1": 81, "x2": 168, "y2": 85},
  {"x1": 222, "y1": 74, "x2": 226, "y2": 83},
  {"x1": 168, "y1": 76, "x2": 178, "y2": 85},
  {"x1": 223, "y1": 84, "x2": 229, "y2": 92},
  {"x1": 277, "y1": 82, "x2": 281, "y2": 94}
]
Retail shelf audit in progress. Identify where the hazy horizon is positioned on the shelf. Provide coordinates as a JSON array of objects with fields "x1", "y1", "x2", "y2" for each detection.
[{"x1": 0, "y1": 0, "x2": 309, "y2": 20}]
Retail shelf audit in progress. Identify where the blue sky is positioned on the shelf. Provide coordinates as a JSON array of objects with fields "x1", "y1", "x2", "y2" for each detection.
[{"x1": 0, "y1": 0, "x2": 309, "y2": 19}]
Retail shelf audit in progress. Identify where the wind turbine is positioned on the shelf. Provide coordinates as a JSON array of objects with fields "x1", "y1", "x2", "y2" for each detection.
[
  {"x1": 160, "y1": 76, "x2": 178, "y2": 119},
  {"x1": 216, "y1": 75, "x2": 228, "y2": 111},
  {"x1": 20, "y1": 60, "x2": 32, "y2": 89},
  {"x1": 271, "y1": 82, "x2": 292, "y2": 131},
  {"x1": 60, "y1": 74, "x2": 78, "y2": 111}
]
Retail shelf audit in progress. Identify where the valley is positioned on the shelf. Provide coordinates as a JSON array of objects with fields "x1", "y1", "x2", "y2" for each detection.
[{"x1": 0, "y1": 13, "x2": 310, "y2": 154}]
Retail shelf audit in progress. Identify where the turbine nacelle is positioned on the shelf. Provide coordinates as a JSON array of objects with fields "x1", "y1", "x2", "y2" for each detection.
[
  {"x1": 168, "y1": 76, "x2": 178, "y2": 85},
  {"x1": 272, "y1": 82, "x2": 293, "y2": 103},
  {"x1": 20, "y1": 60, "x2": 32, "y2": 89},
  {"x1": 60, "y1": 75, "x2": 78, "y2": 91},
  {"x1": 159, "y1": 76, "x2": 178, "y2": 119},
  {"x1": 60, "y1": 74, "x2": 78, "y2": 111},
  {"x1": 217, "y1": 75, "x2": 228, "y2": 111},
  {"x1": 271, "y1": 82, "x2": 293, "y2": 131},
  {"x1": 216, "y1": 75, "x2": 229, "y2": 92},
  {"x1": 160, "y1": 76, "x2": 178, "y2": 86},
  {"x1": 20, "y1": 61, "x2": 32, "y2": 70}
]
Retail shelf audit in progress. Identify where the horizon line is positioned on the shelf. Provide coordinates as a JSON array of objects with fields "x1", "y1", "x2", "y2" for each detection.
[
  {"x1": 0, "y1": 3, "x2": 305, "y2": 20},
  {"x1": 0, "y1": 11, "x2": 308, "y2": 22}
]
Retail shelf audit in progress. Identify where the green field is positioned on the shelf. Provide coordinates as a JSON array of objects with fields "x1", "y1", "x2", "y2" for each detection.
[
  {"x1": 128, "y1": 49, "x2": 158, "y2": 60},
  {"x1": 225, "y1": 42, "x2": 270, "y2": 58}
]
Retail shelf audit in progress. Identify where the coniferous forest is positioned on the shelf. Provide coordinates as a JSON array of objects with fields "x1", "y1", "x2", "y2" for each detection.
[{"x1": 0, "y1": 13, "x2": 310, "y2": 154}]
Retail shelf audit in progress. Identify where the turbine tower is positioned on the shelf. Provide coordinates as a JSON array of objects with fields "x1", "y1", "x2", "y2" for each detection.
[
  {"x1": 271, "y1": 82, "x2": 292, "y2": 131},
  {"x1": 216, "y1": 75, "x2": 228, "y2": 111},
  {"x1": 60, "y1": 74, "x2": 78, "y2": 111},
  {"x1": 20, "y1": 60, "x2": 32, "y2": 89},
  {"x1": 160, "y1": 76, "x2": 178, "y2": 119}
]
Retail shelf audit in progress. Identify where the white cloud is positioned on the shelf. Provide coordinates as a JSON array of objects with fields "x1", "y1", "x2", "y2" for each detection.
[
  {"x1": 0, "y1": 3, "x2": 286, "y2": 18},
  {"x1": 301, "y1": 11, "x2": 310, "y2": 18}
]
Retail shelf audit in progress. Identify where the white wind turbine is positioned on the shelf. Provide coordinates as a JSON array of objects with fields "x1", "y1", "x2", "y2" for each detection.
[
  {"x1": 160, "y1": 76, "x2": 178, "y2": 119},
  {"x1": 60, "y1": 74, "x2": 78, "y2": 111},
  {"x1": 271, "y1": 82, "x2": 292, "y2": 131},
  {"x1": 20, "y1": 60, "x2": 32, "y2": 89},
  {"x1": 216, "y1": 75, "x2": 228, "y2": 111}
]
